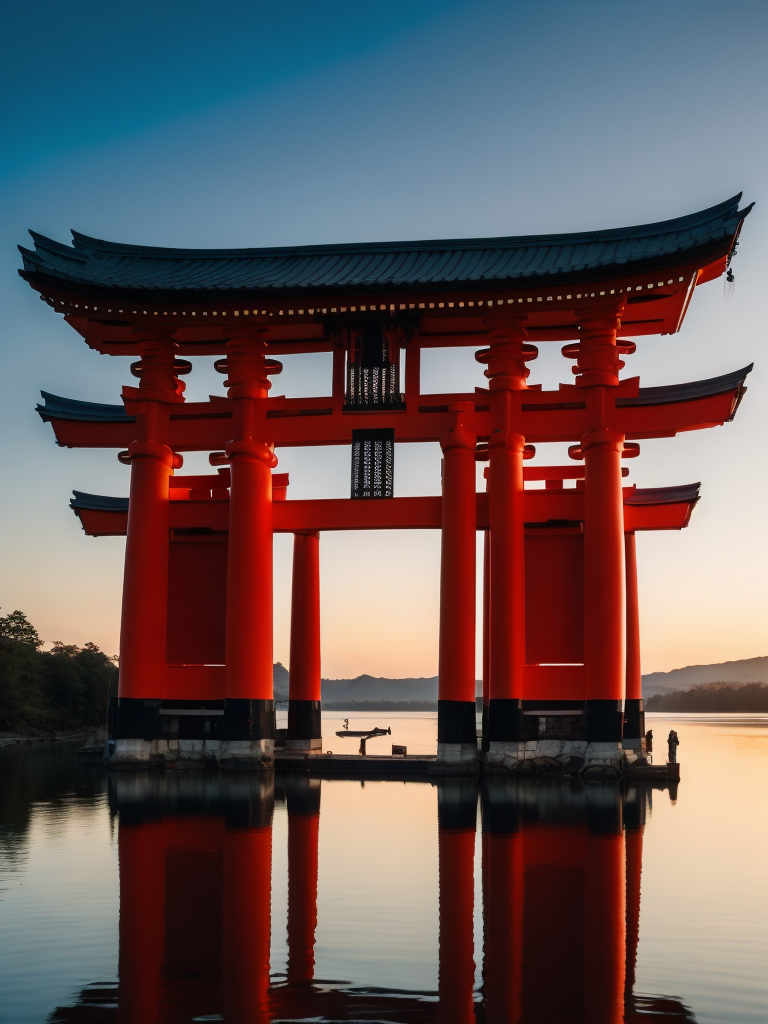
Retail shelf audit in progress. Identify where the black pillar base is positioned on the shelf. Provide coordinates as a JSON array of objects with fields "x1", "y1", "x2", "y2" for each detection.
[
  {"x1": 436, "y1": 777, "x2": 479, "y2": 830},
  {"x1": 623, "y1": 698, "x2": 645, "y2": 742},
  {"x1": 287, "y1": 700, "x2": 322, "y2": 743},
  {"x1": 487, "y1": 698, "x2": 524, "y2": 743},
  {"x1": 223, "y1": 699, "x2": 276, "y2": 740},
  {"x1": 437, "y1": 700, "x2": 477, "y2": 745},
  {"x1": 109, "y1": 697, "x2": 162, "y2": 740},
  {"x1": 481, "y1": 702, "x2": 490, "y2": 752},
  {"x1": 108, "y1": 697, "x2": 276, "y2": 742},
  {"x1": 585, "y1": 700, "x2": 624, "y2": 742}
]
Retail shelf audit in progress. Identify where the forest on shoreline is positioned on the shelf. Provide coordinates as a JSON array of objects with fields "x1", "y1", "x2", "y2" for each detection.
[
  {"x1": 2, "y1": 608, "x2": 766, "y2": 732},
  {"x1": 0, "y1": 611, "x2": 116, "y2": 734},
  {"x1": 645, "y1": 682, "x2": 768, "y2": 712}
]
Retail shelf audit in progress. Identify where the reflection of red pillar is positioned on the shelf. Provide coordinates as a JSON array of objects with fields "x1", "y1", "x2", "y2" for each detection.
[
  {"x1": 624, "y1": 533, "x2": 645, "y2": 748},
  {"x1": 287, "y1": 779, "x2": 321, "y2": 984},
  {"x1": 437, "y1": 404, "x2": 477, "y2": 761},
  {"x1": 484, "y1": 828, "x2": 523, "y2": 1024},
  {"x1": 438, "y1": 829, "x2": 476, "y2": 1024},
  {"x1": 223, "y1": 336, "x2": 278, "y2": 761},
  {"x1": 223, "y1": 825, "x2": 273, "y2": 1024},
  {"x1": 584, "y1": 831, "x2": 626, "y2": 1024},
  {"x1": 118, "y1": 821, "x2": 166, "y2": 1024},
  {"x1": 625, "y1": 825, "x2": 643, "y2": 1007},
  {"x1": 288, "y1": 531, "x2": 322, "y2": 751}
]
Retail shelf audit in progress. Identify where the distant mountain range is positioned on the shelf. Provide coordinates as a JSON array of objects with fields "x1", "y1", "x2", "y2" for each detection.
[
  {"x1": 641, "y1": 657, "x2": 767, "y2": 696},
  {"x1": 274, "y1": 657, "x2": 767, "y2": 704}
]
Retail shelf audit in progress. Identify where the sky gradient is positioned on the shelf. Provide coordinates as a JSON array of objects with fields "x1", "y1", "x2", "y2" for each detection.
[{"x1": 1, "y1": 0, "x2": 766, "y2": 676}]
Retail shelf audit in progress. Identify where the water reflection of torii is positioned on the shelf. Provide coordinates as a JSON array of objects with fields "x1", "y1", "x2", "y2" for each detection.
[{"x1": 51, "y1": 773, "x2": 695, "y2": 1024}]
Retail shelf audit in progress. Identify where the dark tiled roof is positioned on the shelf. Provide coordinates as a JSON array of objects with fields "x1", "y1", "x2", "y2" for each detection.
[
  {"x1": 70, "y1": 491, "x2": 129, "y2": 512},
  {"x1": 619, "y1": 365, "x2": 752, "y2": 418},
  {"x1": 37, "y1": 391, "x2": 134, "y2": 423},
  {"x1": 19, "y1": 196, "x2": 751, "y2": 296},
  {"x1": 625, "y1": 483, "x2": 701, "y2": 506}
]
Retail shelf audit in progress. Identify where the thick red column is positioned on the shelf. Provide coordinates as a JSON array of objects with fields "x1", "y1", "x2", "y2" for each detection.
[
  {"x1": 287, "y1": 531, "x2": 322, "y2": 751},
  {"x1": 221, "y1": 335, "x2": 279, "y2": 766},
  {"x1": 118, "y1": 821, "x2": 166, "y2": 1024},
  {"x1": 582, "y1": 427, "x2": 625, "y2": 743},
  {"x1": 437, "y1": 780, "x2": 477, "y2": 1024},
  {"x1": 286, "y1": 776, "x2": 321, "y2": 985},
  {"x1": 112, "y1": 334, "x2": 184, "y2": 765},
  {"x1": 119, "y1": 441, "x2": 173, "y2": 700},
  {"x1": 574, "y1": 308, "x2": 627, "y2": 750},
  {"x1": 222, "y1": 815, "x2": 273, "y2": 1024},
  {"x1": 481, "y1": 528, "x2": 490, "y2": 751},
  {"x1": 437, "y1": 403, "x2": 478, "y2": 762},
  {"x1": 624, "y1": 532, "x2": 645, "y2": 750},
  {"x1": 478, "y1": 318, "x2": 535, "y2": 754}
]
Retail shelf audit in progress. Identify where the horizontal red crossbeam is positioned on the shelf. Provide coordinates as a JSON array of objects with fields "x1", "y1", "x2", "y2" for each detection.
[
  {"x1": 45, "y1": 385, "x2": 740, "y2": 450},
  {"x1": 75, "y1": 490, "x2": 694, "y2": 538}
]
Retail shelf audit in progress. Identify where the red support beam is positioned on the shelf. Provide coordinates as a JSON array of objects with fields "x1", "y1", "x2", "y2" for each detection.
[
  {"x1": 288, "y1": 532, "x2": 322, "y2": 751},
  {"x1": 437, "y1": 404, "x2": 478, "y2": 762}
]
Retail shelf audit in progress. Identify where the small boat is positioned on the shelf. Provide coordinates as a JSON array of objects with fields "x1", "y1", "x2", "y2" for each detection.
[{"x1": 334, "y1": 726, "x2": 391, "y2": 755}]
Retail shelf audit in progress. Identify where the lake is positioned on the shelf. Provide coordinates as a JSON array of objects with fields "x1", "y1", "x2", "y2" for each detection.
[{"x1": 1, "y1": 713, "x2": 766, "y2": 1023}]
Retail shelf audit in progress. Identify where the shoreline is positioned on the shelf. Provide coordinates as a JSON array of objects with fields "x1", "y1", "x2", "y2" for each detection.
[{"x1": 0, "y1": 728, "x2": 106, "y2": 750}]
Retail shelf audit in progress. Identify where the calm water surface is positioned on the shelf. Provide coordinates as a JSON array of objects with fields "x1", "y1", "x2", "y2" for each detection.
[{"x1": 0, "y1": 714, "x2": 766, "y2": 1023}]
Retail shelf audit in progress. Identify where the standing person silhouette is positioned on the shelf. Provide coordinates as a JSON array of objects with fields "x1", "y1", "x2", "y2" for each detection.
[
  {"x1": 667, "y1": 729, "x2": 679, "y2": 763},
  {"x1": 645, "y1": 729, "x2": 653, "y2": 753}
]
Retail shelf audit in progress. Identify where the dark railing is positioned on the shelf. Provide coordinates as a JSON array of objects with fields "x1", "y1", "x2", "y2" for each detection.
[
  {"x1": 345, "y1": 362, "x2": 403, "y2": 409},
  {"x1": 351, "y1": 428, "x2": 395, "y2": 499}
]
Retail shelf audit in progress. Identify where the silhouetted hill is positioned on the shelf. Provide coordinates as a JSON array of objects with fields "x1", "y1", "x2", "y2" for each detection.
[
  {"x1": 642, "y1": 656, "x2": 767, "y2": 696},
  {"x1": 645, "y1": 682, "x2": 768, "y2": 712}
]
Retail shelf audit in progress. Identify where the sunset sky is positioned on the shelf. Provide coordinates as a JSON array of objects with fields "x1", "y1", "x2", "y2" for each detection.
[{"x1": 1, "y1": 0, "x2": 766, "y2": 677}]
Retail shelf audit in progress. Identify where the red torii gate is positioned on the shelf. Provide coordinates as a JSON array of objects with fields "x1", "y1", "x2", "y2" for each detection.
[{"x1": 20, "y1": 194, "x2": 753, "y2": 769}]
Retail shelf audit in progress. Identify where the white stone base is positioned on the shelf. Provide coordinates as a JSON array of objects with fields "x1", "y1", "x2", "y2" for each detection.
[
  {"x1": 106, "y1": 736, "x2": 274, "y2": 769},
  {"x1": 583, "y1": 741, "x2": 625, "y2": 768},
  {"x1": 437, "y1": 742, "x2": 478, "y2": 764},
  {"x1": 622, "y1": 738, "x2": 646, "y2": 755},
  {"x1": 216, "y1": 738, "x2": 274, "y2": 770},
  {"x1": 106, "y1": 738, "x2": 153, "y2": 766},
  {"x1": 484, "y1": 738, "x2": 627, "y2": 770},
  {"x1": 284, "y1": 738, "x2": 323, "y2": 752}
]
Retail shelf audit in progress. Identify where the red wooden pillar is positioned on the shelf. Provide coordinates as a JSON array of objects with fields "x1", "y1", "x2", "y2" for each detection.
[
  {"x1": 481, "y1": 528, "x2": 491, "y2": 752},
  {"x1": 286, "y1": 776, "x2": 321, "y2": 984},
  {"x1": 624, "y1": 532, "x2": 645, "y2": 750},
  {"x1": 438, "y1": 403, "x2": 478, "y2": 762},
  {"x1": 287, "y1": 531, "x2": 322, "y2": 751},
  {"x1": 478, "y1": 318, "x2": 535, "y2": 754},
  {"x1": 221, "y1": 335, "x2": 279, "y2": 766},
  {"x1": 222, "y1": 817, "x2": 273, "y2": 1024},
  {"x1": 573, "y1": 309, "x2": 626, "y2": 751},
  {"x1": 112, "y1": 334, "x2": 184, "y2": 765},
  {"x1": 118, "y1": 821, "x2": 166, "y2": 1024},
  {"x1": 437, "y1": 780, "x2": 478, "y2": 1024}
]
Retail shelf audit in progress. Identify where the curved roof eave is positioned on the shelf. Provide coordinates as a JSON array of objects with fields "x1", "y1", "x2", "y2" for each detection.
[{"x1": 18, "y1": 196, "x2": 752, "y2": 296}]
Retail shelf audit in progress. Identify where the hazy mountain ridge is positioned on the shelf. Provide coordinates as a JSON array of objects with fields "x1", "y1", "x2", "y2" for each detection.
[
  {"x1": 274, "y1": 658, "x2": 767, "y2": 703},
  {"x1": 642, "y1": 656, "x2": 767, "y2": 696}
]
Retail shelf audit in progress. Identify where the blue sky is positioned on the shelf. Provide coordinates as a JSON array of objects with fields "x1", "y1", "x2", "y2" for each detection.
[{"x1": 1, "y1": 0, "x2": 766, "y2": 674}]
